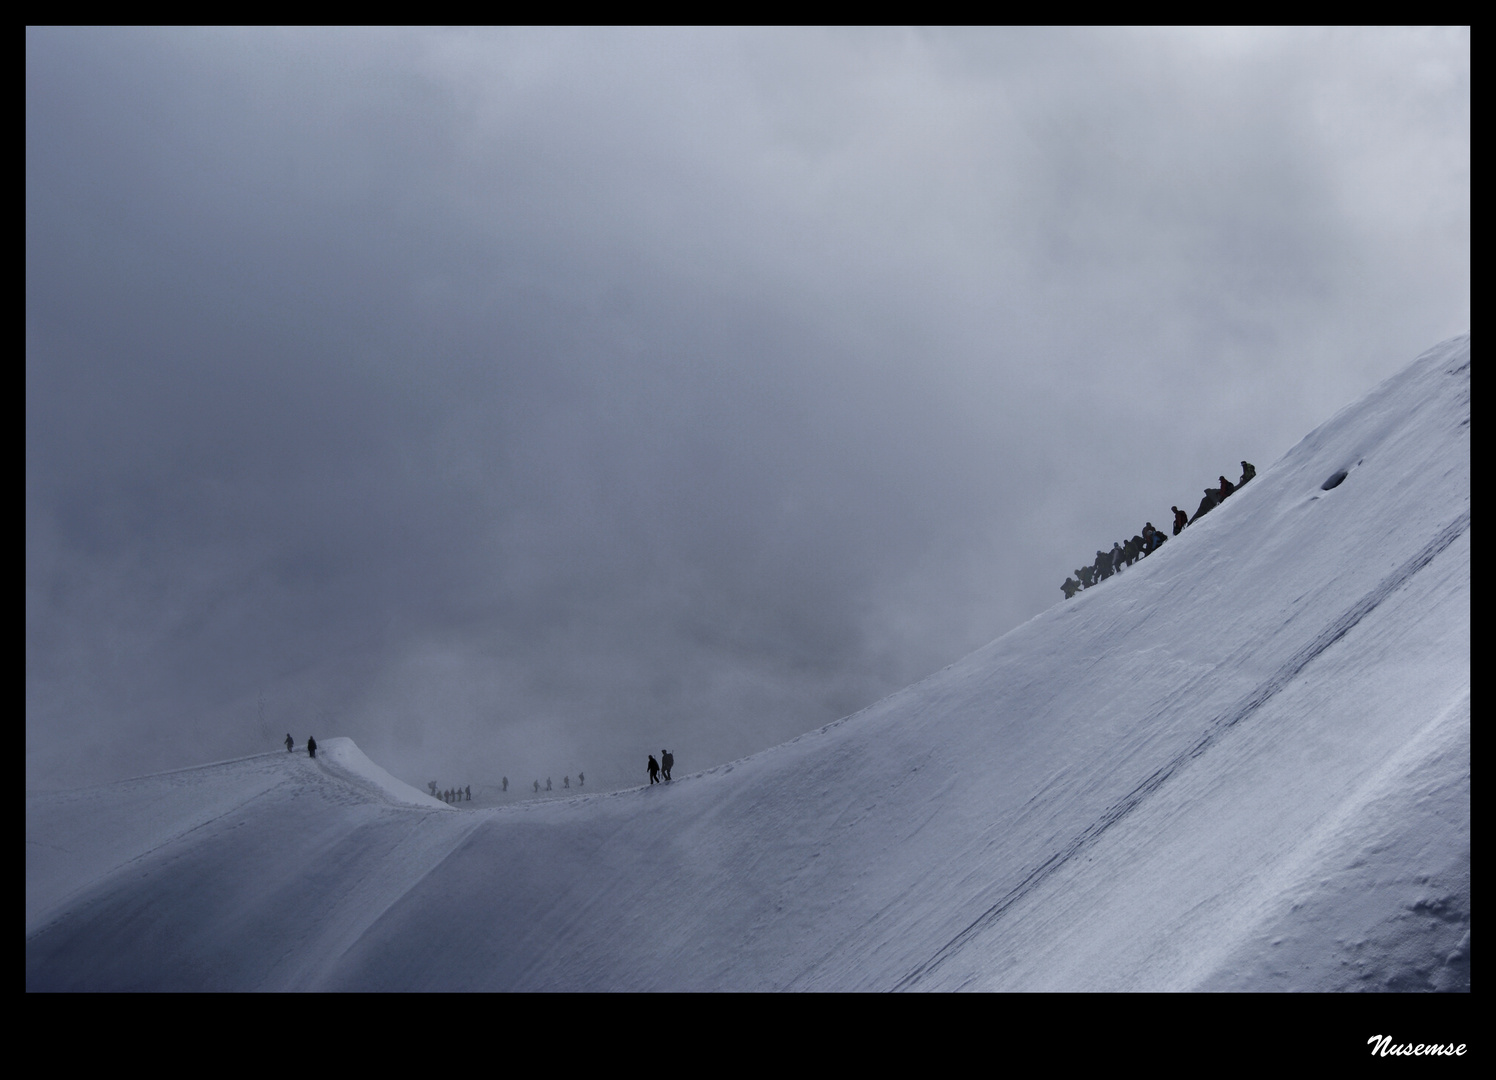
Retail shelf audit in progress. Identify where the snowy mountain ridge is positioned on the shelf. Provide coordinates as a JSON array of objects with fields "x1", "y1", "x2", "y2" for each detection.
[{"x1": 25, "y1": 336, "x2": 1469, "y2": 991}]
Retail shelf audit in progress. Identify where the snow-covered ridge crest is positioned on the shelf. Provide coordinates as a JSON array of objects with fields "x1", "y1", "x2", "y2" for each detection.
[
  {"x1": 25, "y1": 336, "x2": 1469, "y2": 991},
  {"x1": 315, "y1": 736, "x2": 451, "y2": 810}
]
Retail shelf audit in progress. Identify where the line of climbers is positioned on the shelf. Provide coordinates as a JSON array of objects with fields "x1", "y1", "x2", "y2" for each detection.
[
  {"x1": 425, "y1": 773, "x2": 585, "y2": 804},
  {"x1": 1061, "y1": 461, "x2": 1254, "y2": 600}
]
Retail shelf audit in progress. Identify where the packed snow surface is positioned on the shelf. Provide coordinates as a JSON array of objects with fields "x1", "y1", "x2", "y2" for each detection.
[{"x1": 26, "y1": 337, "x2": 1469, "y2": 991}]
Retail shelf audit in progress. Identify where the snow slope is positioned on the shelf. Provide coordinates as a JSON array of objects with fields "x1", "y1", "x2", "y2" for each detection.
[{"x1": 25, "y1": 336, "x2": 1469, "y2": 992}]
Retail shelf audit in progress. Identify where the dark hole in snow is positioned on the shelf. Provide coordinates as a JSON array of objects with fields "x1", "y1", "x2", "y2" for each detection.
[{"x1": 1321, "y1": 470, "x2": 1348, "y2": 491}]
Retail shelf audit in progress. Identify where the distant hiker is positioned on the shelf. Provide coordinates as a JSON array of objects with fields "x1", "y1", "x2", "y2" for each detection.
[
  {"x1": 1093, "y1": 551, "x2": 1112, "y2": 581},
  {"x1": 564, "y1": 776, "x2": 570, "y2": 789},
  {"x1": 578, "y1": 772, "x2": 584, "y2": 786},
  {"x1": 1110, "y1": 542, "x2": 1124, "y2": 573},
  {"x1": 1126, "y1": 535, "x2": 1144, "y2": 567},
  {"x1": 285, "y1": 733, "x2": 294, "y2": 752},
  {"x1": 1188, "y1": 488, "x2": 1219, "y2": 525},
  {"x1": 1239, "y1": 461, "x2": 1256, "y2": 487},
  {"x1": 307, "y1": 736, "x2": 317, "y2": 759},
  {"x1": 502, "y1": 776, "x2": 508, "y2": 792},
  {"x1": 1061, "y1": 576, "x2": 1080, "y2": 599},
  {"x1": 1172, "y1": 507, "x2": 1187, "y2": 536},
  {"x1": 429, "y1": 781, "x2": 438, "y2": 796},
  {"x1": 534, "y1": 780, "x2": 540, "y2": 793},
  {"x1": 1141, "y1": 524, "x2": 1157, "y2": 555},
  {"x1": 648, "y1": 755, "x2": 661, "y2": 785},
  {"x1": 465, "y1": 785, "x2": 471, "y2": 801},
  {"x1": 546, "y1": 777, "x2": 552, "y2": 791},
  {"x1": 1218, "y1": 475, "x2": 1236, "y2": 500},
  {"x1": 661, "y1": 750, "x2": 673, "y2": 781}
]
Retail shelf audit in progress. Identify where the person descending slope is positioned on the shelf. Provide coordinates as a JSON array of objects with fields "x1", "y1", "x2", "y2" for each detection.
[
  {"x1": 307, "y1": 736, "x2": 317, "y2": 759},
  {"x1": 285, "y1": 733, "x2": 294, "y2": 752},
  {"x1": 1188, "y1": 488, "x2": 1219, "y2": 525},
  {"x1": 648, "y1": 755, "x2": 661, "y2": 785}
]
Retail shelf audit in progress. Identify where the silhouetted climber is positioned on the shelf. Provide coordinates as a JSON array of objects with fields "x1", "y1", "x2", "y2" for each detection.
[
  {"x1": 307, "y1": 736, "x2": 317, "y2": 759},
  {"x1": 661, "y1": 750, "x2": 673, "y2": 781},
  {"x1": 1148, "y1": 525, "x2": 1167, "y2": 553},
  {"x1": 648, "y1": 755, "x2": 661, "y2": 785},
  {"x1": 502, "y1": 776, "x2": 508, "y2": 792},
  {"x1": 1061, "y1": 576, "x2": 1081, "y2": 599},
  {"x1": 1093, "y1": 550, "x2": 1112, "y2": 581},
  {"x1": 465, "y1": 785, "x2": 471, "y2": 801},
  {"x1": 546, "y1": 777, "x2": 552, "y2": 791},
  {"x1": 1110, "y1": 542, "x2": 1124, "y2": 573},
  {"x1": 578, "y1": 772, "x2": 584, "y2": 787},
  {"x1": 1218, "y1": 475, "x2": 1236, "y2": 500},
  {"x1": 1188, "y1": 488, "x2": 1219, "y2": 525},
  {"x1": 1172, "y1": 507, "x2": 1188, "y2": 536},
  {"x1": 564, "y1": 776, "x2": 570, "y2": 789},
  {"x1": 1239, "y1": 461, "x2": 1256, "y2": 487},
  {"x1": 429, "y1": 781, "x2": 438, "y2": 796},
  {"x1": 285, "y1": 733, "x2": 294, "y2": 752},
  {"x1": 1125, "y1": 536, "x2": 1143, "y2": 567},
  {"x1": 534, "y1": 779, "x2": 540, "y2": 793},
  {"x1": 1077, "y1": 565, "x2": 1094, "y2": 589}
]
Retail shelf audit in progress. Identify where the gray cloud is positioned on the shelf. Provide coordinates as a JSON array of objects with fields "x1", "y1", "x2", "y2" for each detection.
[{"x1": 27, "y1": 27, "x2": 1468, "y2": 789}]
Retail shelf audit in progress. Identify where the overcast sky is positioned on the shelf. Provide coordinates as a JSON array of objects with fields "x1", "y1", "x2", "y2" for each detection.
[{"x1": 26, "y1": 27, "x2": 1469, "y2": 791}]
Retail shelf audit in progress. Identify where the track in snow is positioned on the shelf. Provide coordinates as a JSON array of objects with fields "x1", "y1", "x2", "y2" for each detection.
[{"x1": 894, "y1": 509, "x2": 1470, "y2": 990}]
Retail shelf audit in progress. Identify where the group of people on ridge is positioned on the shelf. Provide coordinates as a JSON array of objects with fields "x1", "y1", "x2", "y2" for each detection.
[
  {"x1": 529, "y1": 774, "x2": 584, "y2": 793},
  {"x1": 425, "y1": 772, "x2": 585, "y2": 803},
  {"x1": 647, "y1": 749, "x2": 674, "y2": 784},
  {"x1": 1061, "y1": 461, "x2": 1254, "y2": 600}
]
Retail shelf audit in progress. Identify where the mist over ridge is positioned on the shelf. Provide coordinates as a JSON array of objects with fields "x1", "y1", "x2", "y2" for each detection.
[{"x1": 27, "y1": 336, "x2": 1469, "y2": 992}]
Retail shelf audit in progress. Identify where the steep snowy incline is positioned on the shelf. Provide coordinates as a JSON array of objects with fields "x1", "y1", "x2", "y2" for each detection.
[
  {"x1": 25, "y1": 336, "x2": 1468, "y2": 991},
  {"x1": 25, "y1": 740, "x2": 481, "y2": 991}
]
